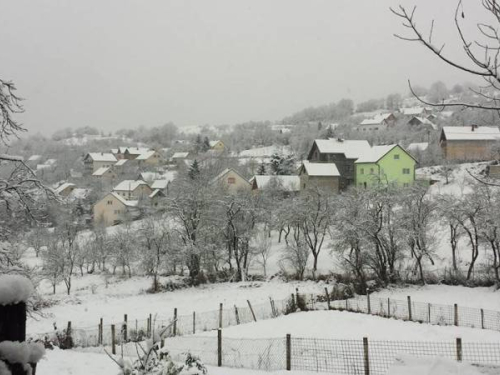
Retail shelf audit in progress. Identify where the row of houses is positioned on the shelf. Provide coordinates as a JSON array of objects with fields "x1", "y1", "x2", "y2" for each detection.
[{"x1": 358, "y1": 107, "x2": 437, "y2": 132}]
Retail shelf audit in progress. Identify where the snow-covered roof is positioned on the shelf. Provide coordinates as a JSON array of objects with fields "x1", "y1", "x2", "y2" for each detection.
[
  {"x1": 110, "y1": 192, "x2": 138, "y2": 207},
  {"x1": 355, "y1": 145, "x2": 397, "y2": 163},
  {"x1": 125, "y1": 147, "x2": 150, "y2": 155},
  {"x1": 111, "y1": 148, "x2": 119, "y2": 154},
  {"x1": 407, "y1": 142, "x2": 429, "y2": 152},
  {"x1": 251, "y1": 175, "x2": 301, "y2": 191},
  {"x1": 314, "y1": 139, "x2": 371, "y2": 159},
  {"x1": 136, "y1": 150, "x2": 158, "y2": 160},
  {"x1": 149, "y1": 189, "x2": 164, "y2": 199},
  {"x1": 45, "y1": 159, "x2": 57, "y2": 165},
  {"x1": 172, "y1": 152, "x2": 189, "y2": 159},
  {"x1": 55, "y1": 182, "x2": 75, "y2": 194},
  {"x1": 86, "y1": 153, "x2": 117, "y2": 162},
  {"x1": 211, "y1": 168, "x2": 249, "y2": 184},
  {"x1": 239, "y1": 145, "x2": 293, "y2": 158},
  {"x1": 360, "y1": 113, "x2": 393, "y2": 126},
  {"x1": 36, "y1": 164, "x2": 52, "y2": 170},
  {"x1": 411, "y1": 117, "x2": 437, "y2": 130},
  {"x1": 442, "y1": 126, "x2": 500, "y2": 141},
  {"x1": 115, "y1": 159, "x2": 128, "y2": 166},
  {"x1": 113, "y1": 180, "x2": 149, "y2": 192},
  {"x1": 27, "y1": 155, "x2": 41, "y2": 161},
  {"x1": 402, "y1": 107, "x2": 426, "y2": 116},
  {"x1": 302, "y1": 160, "x2": 340, "y2": 176},
  {"x1": 93, "y1": 167, "x2": 113, "y2": 176},
  {"x1": 209, "y1": 140, "x2": 222, "y2": 147},
  {"x1": 151, "y1": 180, "x2": 169, "y2": 190}
]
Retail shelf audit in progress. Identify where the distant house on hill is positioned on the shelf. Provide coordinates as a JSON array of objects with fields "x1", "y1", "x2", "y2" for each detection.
[
  {"x1": 211, "y1": 168, "x2": 251, "y2": 194},
  {"x1": 209, "y1": 140, "x2": 225, "y2": 152},
  {"x1": 358, "y1": 113, "x2": 396, "y2": 132},
  {"x1": 135, "y1": 150, "x2": 162, "y2": 166},
  {"x1": 113, "y1": 180, "x2": 153, "y2": 200},
  {"x1": 84, "y1": 153, "x2": 117, "y2": 173},
  {"x1": 354, "y1": 145, "x2": 417, "y2": 188},
  {"x1": 54, "y1": 182, "x2": 76, "y2": 197},
  {"x1": 401, "y1": 107, "x2": 432, "y2": 117},
  {"x1": 250, "y1": 175, "x2": 300, "y2": 195},
  {"x1": 440, "y1": 125, "x2": 500, "y2": 161},
  {"x1": 170, "y1": 152, "x2": 190, "y2": 166},
  {"x1": 299, "y1": 160, "x2": 341, "y2": 192},
  {"x1": 93, "y1": 167, "x2": 118, "y2": 182},
  {"x1": 407, "y1": 116, "x2": 437, "y2": 130},
  {"x1": 93, "y1": 192, "x2": 139, "y2": 226}
]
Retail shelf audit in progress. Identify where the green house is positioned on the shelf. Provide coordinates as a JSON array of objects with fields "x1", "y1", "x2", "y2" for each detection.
[{"x1": 354, "y1": 144, "x2": 417, "y2": 188}]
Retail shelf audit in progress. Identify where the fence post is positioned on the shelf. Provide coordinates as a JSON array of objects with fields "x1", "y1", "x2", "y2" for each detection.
[
  {"x1": 456, "y1": 337, "x2": 462, "y2": 362},
  {"x1": 363, "y1": 337, "x2": 370, "y2": 375},
  {"x1": 193, "y1": 311, "x2": 196, "y2": 334},
  {"x1": 269, "y1": 297, "x2": 276, "y2": 317},
  {"x1": 407, "y1": 296, "x2": 412, "y2": 321},
  {"x1": 173, "y1": 308, "x2": 177, "y2": 336},
  {"x1": 271, "y1": 299, "x2": 277, "y2": 316},
  {"x1": 481, "y1": 309, "x2": 485, "y2": 329},
  {"x1": 367, "y1": 292, "x2": 371, "y2": 314},
  {"x1": 346, "y1": 299, "x2": 349, "y2": 312},
  {"x1": 291, "y1": 294, "x2": 296, "y2": 312},
  {"x1": 387, "y1": 298, "x2": 390, "y2": 317},
  {"x1": 428, "y1": 303, "x2": 431, "y2": 323},
  {"x1": 247, "y1": 300, "x2": 257, "y2": 322},
  {"x1": 217, "y1": 329, "x2": 222, "y2": 367},
  {"x1": 66, "y1": 321, "x2": 72, "y2": 349},
  {"x1": 234, "y1": 305, "x2": 240, "y2": 325},
  {"x1": 111, "y1": 324, "x2": 116, "y2": 355},
  {"x1": 324, "y1": 288, "x2": 331, "y2": 310},
  {"x1": 295, "y1": 288, "x2": 299, "y2": 307},
  {"x1": 219, "y1": 303, "x2": 223, "y2": 329},
  {"x1": 286, "y1": 334, "x2": 291, "y2": 371},
  {"x1": 454, "y1": 304, "x2": 459, "y2": 326},
  {"x1": 99, "y1": 318, "x2": 103, "y2": 345},
  {"x1": 123, "y1": 314, "x2": 128, "y2": 342}
]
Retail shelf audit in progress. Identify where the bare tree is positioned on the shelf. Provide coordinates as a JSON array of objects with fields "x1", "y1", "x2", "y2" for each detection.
[
  {"x1": 252, "y1": 231, "x2": 272, "y2": 278},
  {"x1": 392, "y1": 1, "x2": 500, "y2": 111}
]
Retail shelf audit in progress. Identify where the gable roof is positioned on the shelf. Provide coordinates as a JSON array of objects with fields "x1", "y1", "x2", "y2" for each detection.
[
  {"x1": 360, "y1": 113, "x2": 393, "y2": 126},
  {"x1": 211, "y1": 168, "x2": 250, "y2": 185},
  {"x1": 172, "y1": 152, "x2": 189, "y2": 159},
  {"x1": 27, "y1": 155, "x2": 41, "y2": 161},
  {"x1": 251, "y1": 175, "x2": 301, "y2": 191},
  {"x1": 55, "y1": 182, "x2": 75, "y2": 194},
  {"x1": 109, "y1": 192, "x2": 138, "y2": 207},
  {"x1": 124, "y1": 147, "x2": 150, "y2": 155},
  {"x1": 313, "y1": 139, "x2": 371, "y2": 159},
  {"x1": 86, "y1": 153, "x2": 117, "y2": 162},
  {"x1": 410, "y1": 116, "x2": 437, "y2": 130},
  {"x1": 355, "y1": 144, "x2": 417, "y2": 164},
  {"x1": 151, "y1": 180, "x2": 169, "y2": 190},
  {"x1": 136, "y1": 150, "x2": 158, "y2": 160},
  {"x1": 301, "y1": 160, "x2": 340, "y2": 177},
  {"x1": 441, "y1": 126, "x2": 500, "y2": 141},
  {"x1": 149, "y1": 189, "x2": 165, "y2": 199},
  {"x1": 115, "y1": 159, "x2": 128, "y2": 166},
  {"x1": 209, "y1": 140, "x2": 223, "y2": 147},
  {"x1": 113, "y1": 180, "x2": 149, "y2": 192},
  {"x1": 93, "y1": 167, "x2": 114, "y2": 176},
  {"x1": 402, "y1": 107, "x2": 427, "y2": 116}
]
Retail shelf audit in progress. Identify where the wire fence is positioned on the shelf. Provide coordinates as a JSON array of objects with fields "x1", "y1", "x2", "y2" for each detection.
[
  {"x1": 328, "y1": 294, "x2": 500, "y2": 331},
  {"x1": 74, "y1": 335, "x2": 500, "y2": 375}
]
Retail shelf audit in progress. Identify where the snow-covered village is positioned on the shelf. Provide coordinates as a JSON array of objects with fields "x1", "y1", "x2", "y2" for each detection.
[{"x1": 4, "y1": 1, "x2": 500, "y2": 375}]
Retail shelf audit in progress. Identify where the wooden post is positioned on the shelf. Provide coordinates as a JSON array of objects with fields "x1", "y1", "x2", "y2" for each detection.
[
  {"x1": 219, "y1": 303, "x2": 223, "y2": 329},
  {"x1": 160, "y1": 338, "x2": 165, "y2": 348},
  {"x1": 234, "y1": 305, "x2": 240, "y2": 325},
  {"x1": 428, "y1": 303, "x2": 431, "y2": 323},
  {"x1": 291, "y1": 294, "x2": 296, "y2": 312},
  {"x1": 286, "y1": 334, "x2": 291, "y2": 371},
  {"x1": 481, "y1": 309, "x2": 485, "y2": 329},
  {"x1": 146, "y1": 316, "x2": 150, "y2": 337},
  {"x1": 193, "y1": 311, "x2": 196, "y2": 334},
  {"x1": 111, "y1": 324, "x2": 116, "y2": 355},
  {"x1": 173, "y1": 308, "x2": 177, "y2": 336},
  {"x1": 407, "y1": 296, "x2": 412, "y2": 321},
  {"x1": 363, "y1": 337, "x2": 370, "y2": 375},
  {"x1": 456, "y1": 338, "x2": 462, "y2": 362},
  {"x1": 217, "y1": 329, "x2": 222, "y2": 367},
  {"x1": 324, "y1": 288, "x2": 331, "y2": 310},
  {"x1": 247, "y1": 300, "x2": 257, "y2": 322},
  {"x1": 387, "y1": 298, "x2": 390, "y2": 317},
  {"x1": 99, "y1": 318, "x2": 103, "y2": 345},
  {"x1": 149, "y1": 313, "x2": 153, "y2": 338},
  {"x1": 346, "y1": 299, "x2": 349, "y2": 311},
  {"x1": 295, "y1": 288, "x2": 299, "y2": 306},
  {"x1": 123, "y1": 314, "x2": 128, "y2": 342},
  {"x1": 271, "y1": 299, "x2": 277, "y2": 316},
  {"x1": 66, "y1": 321, "x2": 72, "y2": 349},
  {"x1": 269, "y1": 297, "x2": 276, "y2": 317},
  {"x1": 367, "y1": 293, "x2": 371, "y2": 314},
  {"x1": 454, "y1": 304, "x2": 459, "y2": 326}
]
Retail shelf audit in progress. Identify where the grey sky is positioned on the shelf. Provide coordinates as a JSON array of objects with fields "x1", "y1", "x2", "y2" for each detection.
[{"x1": 0, "y1": 0, "x2": 481, "y2": 135}]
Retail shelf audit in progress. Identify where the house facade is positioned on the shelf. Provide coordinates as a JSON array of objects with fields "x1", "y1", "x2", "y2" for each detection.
[
  {"x1": 211, "y1": 168, "x2": 251, "y2": 194},
  {"x1": 93, "y1": 192, "x2": 138, "y2": 226},
  {"x1": 113, "y1": 180, "x2": 153, "y2": 200},
  {"x1": 136, "y1": 150, "x2": 162, "y2": 166},
  {"x1": 84, "y1": 153, "x2": 117, "y2": 173},
  {"x1": 299, "y1": 160, "x2": 341, "y2": 193},
  {"x1": 440, "y1": 125, "x2": 500, "y2": 161},
  {"x1": 355, "y1": 145, "x2": 416, "y2": 188}
]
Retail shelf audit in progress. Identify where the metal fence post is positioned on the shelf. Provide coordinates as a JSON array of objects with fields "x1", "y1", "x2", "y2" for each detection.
[
  {"x1": 217, "y1": 328, "x2": 222, "y2": 367},
  {"x1": 123, "y1": 314, "x2": 128, "y2": 342},
  {"x1": 407, "y1": 296, "x2": 412, "y2": 321},
  {"x1": 219, "y1": 303, "x2": 223, "y2": 329},
  {"x1": 234, "y1": 305, "x2": 240, "y2": 325},
  {"x1": 481, "y1": 309, "x2": 485, "y2": 329},
  {"x1": 66, "y1": 321, "x2": 72, "y2": 349},
  {"x1": 99, "y1": 318, "x2": 103, "y2": 345},
  {"x1": 111, "y1": 324, "x2": 116, "y2": 355},
  {"x1": 454, "y1": 304, "x2": 459, "y2": 326},
  {"x1": 173, "y1": 308, "x2": 177, "y2": 336},
  {"x1": 367, "y1": 293, "x2": 371, "y2": 314},
  {"x1": 363, "y1": 337, "x2": 370, "y2": 375},
  {"x1": 428, "y1": 303, "x2": 431, "y2": 323},
  {"x1": 247, "y1": 300, "x2": 257, "y2": 322},
  {"x1": 286, "y1": 334, "x2": 291, "y2": 371},
  {"x1": 456, "y1": 337, "x2": 462, "y2": 362},
  {"x1": 193, "y1": 311, "x2": 196, "y2": 334},
  {"x1": 387, "y1": 298, "x2": 390, "y2": 317},
  {"x1": 324, "y1": 288, "x2": 331, "y2": 310}
]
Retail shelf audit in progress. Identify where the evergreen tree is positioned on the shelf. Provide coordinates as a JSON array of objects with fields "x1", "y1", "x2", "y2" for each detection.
[
  {"x1": 257, "y1": 163, "x2": 266, "y2": 175},
  {"x1": 325, "y1": 125, "x2": 335, "y2": 139},
  {"x1": 189, "y1": 159, "x2": 200, "y2": 180},
  {"x1": 202, "y1": 136, "x2": 211, "y2": 152},
  {"x1": 195, "y1": 134, "x2": 203, "y2": 153}
]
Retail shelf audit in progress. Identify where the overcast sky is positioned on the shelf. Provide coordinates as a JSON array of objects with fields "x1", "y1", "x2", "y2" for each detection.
[{"x1": 0, "y1": 0, "x2": 482, "y2": 135}]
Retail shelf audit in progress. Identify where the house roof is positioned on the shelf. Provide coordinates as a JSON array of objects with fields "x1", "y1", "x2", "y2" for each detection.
[
  {"x1": 172, "y1": 152, "x2": 189, "y2": 159},
  {"x1": 211, "y1": 168, "x2": 250, "y2": 185},
  {"x1": 28, "y1": 155, "x2": 41, "y2": 161},
  {"x1": 149, "y1": 189, "x2": 165, "y2": 199},
  {"x1": 87, "y1": 153, "x2": 117, "y2": 162},
  {"x1": 411, "y1": 116, "x2": 437, "y2": 130},
  {"x1": 314, "y1": 139, "x2": 371, "y2": 159},
  {"x1": 115, "y1": 159, "x2": 128, "y2": 166},
  {"x1": 93, "y1": 167, "x2": 113, "y2": 176},
  {"x1": 136, "y1": 150, "x2": 158, "y2": 160},
  {"x1": 45, "y1": 159, "x2": 57, "y2": 165},
  {"x1": 125, "y1": 147, "x2": 150, "y2": 155},
  {"x1": 402, "y1": 107, "x2": 426, "y2": 116},
  {"x1": 113, "y1": 180, "x2": 149, "y2": 192},
  {"x1": 251, "y1": 175, "x2": 301, "y2": 191},
  {"x1": 55, "y1": 182, "x2": 75, "y2": 194},
  {"x1": 442, "y1": 126, "x2": 500, "y2": 141},
  {"x1": 301, "y1": 160, "x2": 340, "y2": 177},
  {"x1": 209, "y1": 140, "x2": 222, "y2": 147},
  {"x1": 355, "y1": 145, "x2": 397, "y2": 163},
  {"x1": 360, "y1": 113, "x2": 393, "y2": 126},
  {"x1": 36, "y1": 164, "x2": 52, "y2": 170},
  {"x1": 110, "y1": 192, "x2": 138, "y2": 207},
  {"x1": 151, "y1": 180, "x2": 169, "y2": 190}
]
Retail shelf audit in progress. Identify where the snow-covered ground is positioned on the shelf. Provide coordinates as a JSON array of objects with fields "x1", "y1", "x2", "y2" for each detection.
[
  {"x1": 198, "y1": 310, "x2": 500, "y2": 341},
  {"x1": 387, "y1": 356, "x2": 500, "y2": 375}
]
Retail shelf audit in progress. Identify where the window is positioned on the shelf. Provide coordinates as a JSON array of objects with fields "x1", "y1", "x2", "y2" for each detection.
[
  {"x1": 370, "y1": 168, "x2": 374, "y2": 174},
  {"x1": 403, "y1": 183, "x2": 409, "y2": 187},
  {"x1": 403, "y1": 168, "x2": 410, "y2": 175},
  {"x1": 227, "y1": 177, "x2": 236, "y2": 184},
  {"x1": 360, "y1": 168, "x2": 364, "y2": 175},
  {"x1": 114, "y1": 210, "x2": 121, "y2": 214},
  {"x1": 107, "y1": 200, "x2": 113, "y2": 205},
  {"x1": 394, "y1": 154, "x2": 400, "y2": 160}
]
